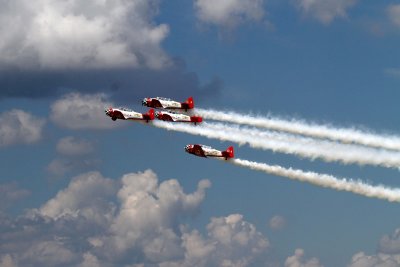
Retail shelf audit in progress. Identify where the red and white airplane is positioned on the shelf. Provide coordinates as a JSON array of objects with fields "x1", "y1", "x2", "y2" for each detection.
[
  {"x1": 155, "y1": 110, "x2": 202, "y2": 124},
  {"x1": 185, "y1": 144, "x2": 234, "y2": 160},
  {"x1": 142, "y1": 96, "x2": 194, "y2": 111},
  {"x1": 105, "y1": 107, "x2": 155, "y2": 122}
]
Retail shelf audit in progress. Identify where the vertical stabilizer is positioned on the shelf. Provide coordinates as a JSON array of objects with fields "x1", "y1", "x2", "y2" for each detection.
[
  {"x1": 146, "y1": 109, "x2": 155, "y2": 121},
  {"x1": 186, "y1": 96, "x2": 194, "y2": 109},
  {"x1": 222, "y1": 146, "x2": 235, "y2": 159}
]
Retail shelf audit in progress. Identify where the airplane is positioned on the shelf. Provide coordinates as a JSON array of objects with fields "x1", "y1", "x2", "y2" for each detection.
[
  {"x1": 142, "y1": 96, "x2": 194, "y2": 111},
  {"x1": 105, "y1": 107, "x2": 155, "y2": 122},
  {"x1": 155, "y1": 110, "x2": 202, "y2": 124},
  {"x1": 185, "y1": 144, "x2": 234, "y2": 160}
]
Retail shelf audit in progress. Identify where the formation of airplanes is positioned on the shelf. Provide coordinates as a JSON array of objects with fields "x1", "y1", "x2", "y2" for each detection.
[{"x1": 105, "y1": 96, "x2": 234, "y2": 160}]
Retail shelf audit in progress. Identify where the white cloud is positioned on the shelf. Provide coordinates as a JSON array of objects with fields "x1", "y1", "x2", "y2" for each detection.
[
  {"x1": 104, "y1": 170, "x2": 211, "y2": 262},
  {"x1": 0, "y1": 169, "x2": 272, "y2": 266},
  {"x1": 269, "y1": 215, "x2": 286, "y2": 230},
  {"x1": 0, "y1": 109, "x2": 45, "y2": 147},
  {"x1": 40, "y1": 171, "x2": 117, "y2": 224},
  {"x1": 348, "y1": 228, "x2": 400, "y2": 267},
  {"x1": 194, "y1": 0, "x2": 265, "y2": 29},
  {"x1": 285, "y1": 249, "x2": 324, "y2": 267},
  {"x1": 294, "y1": 0, "x2": 357, "y2": 24},
  {"x1": 348, "y1": 252, "x2": 400, "y2": 267},
  {"x1": 204, "y1": 214, "x2": 269, "y2": 266},
  {"x1": 56, "y1": 136, "x2": 94, "y2": 156},
  {"x1": 161, "y1": 214, "x2": 269, "y2": 267},
  {"x1": 50, "y1": 93, "x2": 118, "y2": 130},
  {"x1": 388, "y1": 5, "x2": 400, "y2": 27},
  {"x1": 0, "y1": 0, "x2": 169, "y2": 70},
  {"x1": 179, "y1": 229, "x2": 216, "y2": 266}
]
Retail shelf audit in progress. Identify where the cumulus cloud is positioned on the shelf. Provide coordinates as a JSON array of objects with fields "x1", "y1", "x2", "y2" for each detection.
[
  {"x1": 194, "y1": 0, "x2": 265, "y2": 29},
  {"x1": 0, "y1": 0, "x2": 169, "y2": 70},
  {"x1": 294, "y1": 0, "x2": 357, "y2": 24},
  {"x1": 285, "y1": 249, "x2": 324, "y2": 267},
  {"x1": 388, "y1": 5, "x2": 400, "y2": 27},
  {"x1": 348, "y1": 228, "x2": 400, "y2": 267},
  {"x1": 348, "y1": 252, "x2": 400, "y2": 267},
  {"x1": 0, "y1": 169, "x2": 271, "y2": 266},
  {"x1": 102, "y1": 170, "x2": 211, "y2": 263},
  {"x1": 50, "y1": 93, "x2": 117, "y2": 130},
  {"x1": 203, "y1": 214, "x2": 269, "y2": 266},
  {"x1": 158, "y1": 214, "x2": 269, "y2": 267},
  {"x1": 269, "y1": 215, "x2": 286, "y2": 230},
  {"x1": 56, "y1": 136, "x2": 94, "y2": 156},
  {"x1": 40, "y1": 171, "x2": 117, "y2": 223},
  {"x1": 0, "y1": 1, "x2": 222, "y2": 105}
]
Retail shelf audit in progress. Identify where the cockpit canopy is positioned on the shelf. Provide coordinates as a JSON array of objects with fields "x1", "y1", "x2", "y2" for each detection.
[
  {"x1": 117, "y1": 107, "x2": 133, "y2": 112},
  {"x1": 155, "y1": 97, "x2": 173, "y2": 101}
]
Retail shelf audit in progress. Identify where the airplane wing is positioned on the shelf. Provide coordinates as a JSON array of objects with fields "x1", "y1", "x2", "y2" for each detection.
[{"x1": 192, "y1": 144, "x2": 207, "y2": 157}]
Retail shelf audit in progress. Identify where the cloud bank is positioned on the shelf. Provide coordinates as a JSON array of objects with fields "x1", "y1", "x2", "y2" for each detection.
[
  {"x1": 0, "y1": 169, "x2": 270, "y2": 266},
  {"x1": 0, "y1": 0, "x2": 169, "y2": 70},
  {"x1": 0, "y1": 1, "x2": 222, "y2": 102}
]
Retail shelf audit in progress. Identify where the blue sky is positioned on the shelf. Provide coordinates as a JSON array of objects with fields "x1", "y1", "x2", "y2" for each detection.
[{"x1": 1, "y1": 0, "x2": 400, "y2": 266}]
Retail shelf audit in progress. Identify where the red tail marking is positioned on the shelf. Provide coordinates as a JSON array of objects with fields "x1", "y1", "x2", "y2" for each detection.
[
  {"x1": 186, "y1": 96, "x2": 194, "y2": 109},
  {"x1": 191, "y1": 116, "x2": 203, "y2": 123},
  {"x1": 147, "y1": 109, "x2": 155, "y2": 120},
  {"x1": 225, "y1": 146, "x2": 234, "y2": 159}
]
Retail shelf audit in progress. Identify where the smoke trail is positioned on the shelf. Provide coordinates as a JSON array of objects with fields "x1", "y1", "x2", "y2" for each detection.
[
  {"x1": 196, "y1": 108, "x2": 400, "y2": 151},
  {"x1": 229, "y1": 158, "x2": 400, "y2": 202},
  {"x1": 152, "y1": 121, "x2": 400, "y2": 168}
]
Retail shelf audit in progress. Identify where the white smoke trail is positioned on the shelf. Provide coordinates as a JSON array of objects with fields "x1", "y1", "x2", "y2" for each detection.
[
  {"x1": 196, "y1": 108, "x2": 400, "y2": 151},
  {"x1": 229, "y1": 158, "x2": 400, "y2": 202},
  {"x1": 152, "y1": 121, "x2": 400, "y2": 168}
]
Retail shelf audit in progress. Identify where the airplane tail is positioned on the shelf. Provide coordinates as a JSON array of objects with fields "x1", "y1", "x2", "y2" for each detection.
[
  {"x1": 186, "y1": 97, "x2": 194, "y2": 109},
  {"x1": 190, "y1": 116, "x2": 203, "y2": 124},
  {"x1": 222, "y1": 146, "x2": 234, "y2": 159},
  {"x1": 146, "y1": 109, "x2": 155, "y2": 121}
]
